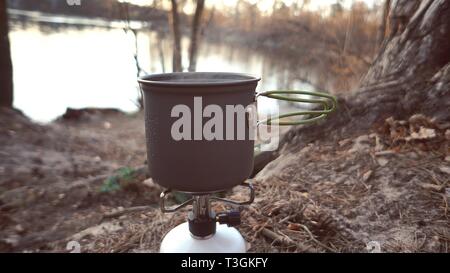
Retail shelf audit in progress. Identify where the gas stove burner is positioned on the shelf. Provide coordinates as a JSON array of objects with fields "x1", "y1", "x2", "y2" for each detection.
[{"x1": 159, "y1": 182, "x2": 255, "y2": 253}]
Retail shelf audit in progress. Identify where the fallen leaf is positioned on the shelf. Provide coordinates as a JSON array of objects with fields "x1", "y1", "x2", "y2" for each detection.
[
  {"x1": 362, "y1": 170, "x2": 373, "y2": 182},
  {"x1": 406, "y1": 127, "x2": 436, "y2": 141},
  {"x1": 15, "y1": 224, "x2": 25, "y2": 233},
  {"x1": 439, "y1": 166, "x2": 450, "y2": 175},
  {"x1": 376, "y1": 157, "x2": 389, "y2": 167},
  {"x1": 374, "y1": 135, "x2": 385, "y2": 152},
  {"x1": 142, "y1": 178, "x2": 156, "y2": 188}
]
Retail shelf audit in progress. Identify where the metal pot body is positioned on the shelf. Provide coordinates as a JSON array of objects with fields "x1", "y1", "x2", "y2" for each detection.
[{"x1": 138, "y1": 72, "x2": 260, "y2": 193}]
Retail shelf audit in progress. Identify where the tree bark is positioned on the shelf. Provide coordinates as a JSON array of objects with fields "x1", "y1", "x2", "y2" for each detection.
[
  {"x1": 0, "y1": 0, "x2": 13, "y2": 108},
  {"x1": 170, "y1": 0, "x2": 182, "y2": 72},
  {"x1": 188, "y1": 0, "x2": 205, "y2": 72},
  {"x1": 358, "y1": 0, "x2": 450, "y2": 120}
]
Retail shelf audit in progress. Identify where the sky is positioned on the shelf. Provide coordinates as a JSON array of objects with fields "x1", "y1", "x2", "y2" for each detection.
[{"x1": 122, "y1": 0, "x2": 379, "y2": 14}]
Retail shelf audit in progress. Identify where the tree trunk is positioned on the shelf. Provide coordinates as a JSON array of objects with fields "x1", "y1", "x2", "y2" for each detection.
[
  {"x1": 156, "y1": 32, "x2": 166, "y2": 73},
  {"x1": 281, "y1": 0, "x2": 450, "y2": 150},
  {"x1": 188, "y1": 0, "x2": 205, "y2": 72},
  {"x1": 0, "y1": 0, "x2": 13, "y2": 108},
  {"x1": 357, "y1": 0, "x2": 450, "y2": 121},
  {"x1": 170, "y1": 0, "x2": 182, "y2": 72},
  {"x1": 376, "y1": 0, "x2": 391, "y2": 48}
]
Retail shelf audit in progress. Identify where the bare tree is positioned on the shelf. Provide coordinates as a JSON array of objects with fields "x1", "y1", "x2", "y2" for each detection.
[
  {"x1": 170, "y1": 0, "x2": 182, "y2": 72},
  {"x1": 188, "y1": 0, "x2": 205, "y2": 72},
  {"x1": 0, "y1": 0, "x2": 13, "y2": 108}
]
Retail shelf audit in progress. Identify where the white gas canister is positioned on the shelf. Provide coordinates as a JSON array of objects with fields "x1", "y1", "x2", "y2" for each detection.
[{"x1": 160, "y1": 222, "x2": 247, "y2": 253}]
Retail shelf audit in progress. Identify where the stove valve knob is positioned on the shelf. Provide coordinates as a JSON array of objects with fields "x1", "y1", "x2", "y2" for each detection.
[{"x1": 217, "y1": 211, "x2": 241, "y2": 227}]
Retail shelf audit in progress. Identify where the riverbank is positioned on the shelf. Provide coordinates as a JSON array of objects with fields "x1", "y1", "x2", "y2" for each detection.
[{"x1": 1, "y1": 107, "x2": 448, "y2": 252}]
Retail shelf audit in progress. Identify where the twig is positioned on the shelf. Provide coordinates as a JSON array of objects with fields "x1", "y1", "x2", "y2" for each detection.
[
  {"x1": 279, "y1": 215, "x2": 293, "y2": 224},
  {"x1": 260, "y1": 227, "x2": 314, "y2": 252},
  {"x1": 102, "y1": 205, "x2": 156, "y2": 220},
  {"x1": 374, "y1": 150, "x2": 397, "y2": 156},
  {"x1": 299, "y1": 224, "x2": 337, "y2": 253}
]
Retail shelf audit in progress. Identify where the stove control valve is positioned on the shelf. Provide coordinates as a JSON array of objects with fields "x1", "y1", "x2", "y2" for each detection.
[{"x1": 216, "y1": 211, "x2": 241, "y2": 227}]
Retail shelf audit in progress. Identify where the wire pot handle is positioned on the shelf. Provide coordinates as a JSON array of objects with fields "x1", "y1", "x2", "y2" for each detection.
[{"x1": 256, "y1": 90, "x2": 337, "y2": 126}]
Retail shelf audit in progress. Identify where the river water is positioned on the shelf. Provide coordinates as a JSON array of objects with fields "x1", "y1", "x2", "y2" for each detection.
[{"x1": 8, "y1": 10, "x2": 321, "y2": 123}]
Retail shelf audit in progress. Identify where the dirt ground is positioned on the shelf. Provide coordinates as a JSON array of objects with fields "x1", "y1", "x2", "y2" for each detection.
[{"x1": 0, "y1": 107, "x2": 448, "y2": 252}]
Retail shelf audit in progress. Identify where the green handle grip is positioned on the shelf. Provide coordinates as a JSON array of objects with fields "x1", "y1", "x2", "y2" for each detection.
[{"x1": 257, "y1": 90, "x2": 337, "y2": 126}]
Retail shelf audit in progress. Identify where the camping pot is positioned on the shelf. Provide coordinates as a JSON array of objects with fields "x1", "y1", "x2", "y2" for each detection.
[{"x1": 138, "y1": 72, "x2": 336, "y2": 194}]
